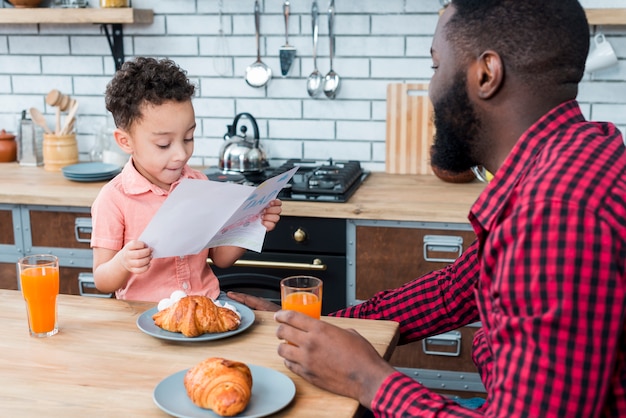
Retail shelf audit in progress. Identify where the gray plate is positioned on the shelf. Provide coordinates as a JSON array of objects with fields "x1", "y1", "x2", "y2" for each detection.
[
  {"x1": 153, "y1": 365, "x2": 295, "y2": 418},
  {"x1": 136, "y1": 301, "x2": 255, "y2": 342}
]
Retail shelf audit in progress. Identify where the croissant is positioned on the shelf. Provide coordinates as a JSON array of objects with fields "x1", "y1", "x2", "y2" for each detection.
[
  {"x1": 152, "y1": 295, "x2": 241, "y2": 337},
  {"x1": 184, "y1": 357, "x2": 253, "y2": 416}
]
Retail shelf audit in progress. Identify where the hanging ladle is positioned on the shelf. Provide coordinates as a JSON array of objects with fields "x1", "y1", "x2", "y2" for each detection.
[
  {"x1": 245, "y1": 0, "x2": 272, "y2": 88},
  {"x1": 306, "y1": 0, "x2": 323, "y2": 97},
  {"x1": 323, "y1": 0, "x2": 340, "y2": 99}
]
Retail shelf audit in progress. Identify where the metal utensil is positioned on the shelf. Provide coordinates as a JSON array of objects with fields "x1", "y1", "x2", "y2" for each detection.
[
  {"x1": 306, "y1": 0, "x2": 323, "y2": 97},
  {"x1": 28, "y1": 107, "x2": 52, "y2": 134},
  {"x1": 245, "y1": 0, "x2": 272, "y2": 88},
  {"x1": 323, "y1": 0, "x2": 340, "y2": 99},
  {"x1": 279, "y1": 0, "x2": 296, "y2": 77}
]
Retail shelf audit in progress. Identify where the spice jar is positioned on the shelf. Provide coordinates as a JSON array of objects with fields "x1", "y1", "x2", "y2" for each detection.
[
  {"x1": 0, "y1": 129, "x2": 17, "y2": 163},
  {"x1": 100, "y1": 0, "x2": 128, "y2": 7}
]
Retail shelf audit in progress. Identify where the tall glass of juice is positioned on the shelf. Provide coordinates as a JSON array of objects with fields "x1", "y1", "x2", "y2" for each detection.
[
  {"x1": 280, "y1": 276, "x2": 323, "y2": 319},
  {"x1": 18, "y1": 254, "x2": 60, "y2": 337}
]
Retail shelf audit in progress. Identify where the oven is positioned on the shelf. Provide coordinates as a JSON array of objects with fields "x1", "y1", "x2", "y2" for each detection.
[{"x1": 210, "y1": 216, "x2": 347, "y2": 315}]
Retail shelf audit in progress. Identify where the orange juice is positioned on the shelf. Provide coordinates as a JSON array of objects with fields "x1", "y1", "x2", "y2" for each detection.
[
  {"x1": 282, "y1": 291, "x2": 322, "y2": 319},
  {"x1": 20, "y1": 266, "x2": 59, "y2": 334}
]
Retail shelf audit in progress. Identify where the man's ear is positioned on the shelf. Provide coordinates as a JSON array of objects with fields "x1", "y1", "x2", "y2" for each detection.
[
  {"x1": 113, "y1": 128, "x2": 133, "y2": 154},
  {"x1": 472, "y1": 50, "x2": 503, "y2": 99}
]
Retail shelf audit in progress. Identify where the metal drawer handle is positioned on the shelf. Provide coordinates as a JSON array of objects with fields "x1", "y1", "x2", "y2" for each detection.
[
  {"x1": 74, "y1": 217, "x2": 93, "y2": 244},
  {"x1": 422, "y1": 330, "x2": 461, "y2": 357},
  {"x1": 423, "y1": 235, "x2": 463, "y2": 263},
  {"x1": 78, "y1": 273, "x2": 112, "y2": 298},
  {"x1": 207, "y1": 258, "x2": 327, "y2": 271}
]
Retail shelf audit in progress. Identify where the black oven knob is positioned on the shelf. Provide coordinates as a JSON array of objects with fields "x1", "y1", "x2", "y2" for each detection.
[{"x1": 293, "y1": 228, "x2": 307, "y2": 243}]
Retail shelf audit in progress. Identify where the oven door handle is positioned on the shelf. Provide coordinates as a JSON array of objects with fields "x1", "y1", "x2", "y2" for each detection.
[{"x1": 207, "y1": 258, "x2": 327, "y2": 271}]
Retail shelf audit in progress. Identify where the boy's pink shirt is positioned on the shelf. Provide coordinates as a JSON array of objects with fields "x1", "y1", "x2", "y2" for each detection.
[{"x1": 90, "y1": 158, "x2": 220, "y2": 302}]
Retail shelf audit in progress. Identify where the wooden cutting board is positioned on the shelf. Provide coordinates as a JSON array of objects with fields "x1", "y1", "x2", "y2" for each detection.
[{"x1": 385, "y1": 83, "x2": 435, "y2": 175}]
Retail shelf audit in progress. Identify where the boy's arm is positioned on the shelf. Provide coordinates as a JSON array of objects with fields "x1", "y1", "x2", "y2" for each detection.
[{"x1": 92, "y1": 241, "x2": 151, "y2": 293}]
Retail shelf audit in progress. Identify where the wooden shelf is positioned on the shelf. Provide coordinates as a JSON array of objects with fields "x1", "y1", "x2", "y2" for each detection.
[
  {"x1": 0, "y1": 8, "x2": 153, "y2": 24},
  {"x1": 586, "y1": 8, "x2": 626, "y2": 26}
]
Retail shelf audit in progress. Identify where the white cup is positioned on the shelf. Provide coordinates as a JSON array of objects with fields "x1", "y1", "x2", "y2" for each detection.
[{"x1": 585, "y1": 33, "x2": 618, "y2": 74}]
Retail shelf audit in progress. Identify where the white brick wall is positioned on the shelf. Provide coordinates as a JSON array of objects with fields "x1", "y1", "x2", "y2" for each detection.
[{"x1": 0, "y1": 0, "x2": 624, "y2": 171}]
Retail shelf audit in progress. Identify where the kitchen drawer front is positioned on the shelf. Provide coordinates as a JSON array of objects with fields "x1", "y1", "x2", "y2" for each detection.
[
  {"x1": 0, "y1": 262, "x2": 18, "y2": 290},
  {"x1": 0, "y1": 207, "x2": 14, "y2": 245},
  {"x1": 350, "y1": 220, "x2": 475, "y2": 302},
  {"x1": 26, "y1": 206, "x2": 92, "y2": 250},
  {"x1": 347, "y1": 220, "x2": 485, "y2": 396}
]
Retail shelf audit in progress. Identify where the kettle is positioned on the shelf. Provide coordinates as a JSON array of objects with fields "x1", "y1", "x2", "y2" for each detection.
[{"x1": 219, "y1": 112, "x2": 268, "y2": 173}]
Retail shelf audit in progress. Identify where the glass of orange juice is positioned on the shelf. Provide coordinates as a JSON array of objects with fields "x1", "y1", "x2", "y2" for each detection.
[
  {"x1": 280, "y1": 276, "x2": 323, "y2": 319},
  {"x1": 18, "y1": 254, "x2": 60, "y2": 337}
]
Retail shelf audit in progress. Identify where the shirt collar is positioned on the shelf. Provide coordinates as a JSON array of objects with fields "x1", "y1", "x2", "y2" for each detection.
[
  {"x1": 120, "y1": 156, "x2": 195, "y2": 196},
  {"x1": 469, "y1": 99, "x2": 585, "y2": 233}
]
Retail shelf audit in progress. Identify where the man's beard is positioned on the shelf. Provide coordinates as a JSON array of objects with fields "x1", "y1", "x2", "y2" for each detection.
[{"x1": 430, "y1": 72, "x2": 481, "y2": 173}]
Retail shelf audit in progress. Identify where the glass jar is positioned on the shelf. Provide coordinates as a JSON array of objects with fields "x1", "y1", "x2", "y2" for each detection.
[{"x1": 100, "y1": 0, "x2": 129, "y2": 7}]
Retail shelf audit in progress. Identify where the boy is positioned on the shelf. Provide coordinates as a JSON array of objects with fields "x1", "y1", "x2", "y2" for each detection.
[{"x1": 91, "y1": 57, "x2": 282, "y2": 301}]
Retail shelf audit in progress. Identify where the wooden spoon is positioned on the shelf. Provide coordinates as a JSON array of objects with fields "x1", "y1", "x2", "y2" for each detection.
[
  {"x1": 29, "y1": 107, "x2": 52, "y2": 134},
  {"x1": 59, "y1": 101, "x2": 79, "y2": 136}
]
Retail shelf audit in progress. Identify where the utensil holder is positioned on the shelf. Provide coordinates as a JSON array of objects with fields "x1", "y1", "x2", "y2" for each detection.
[{"x1": 43, "y1": 133, "x2": 78, "y2": 172}]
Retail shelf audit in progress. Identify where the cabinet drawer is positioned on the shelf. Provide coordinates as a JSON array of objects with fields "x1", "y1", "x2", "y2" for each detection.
[
  {"x1": 354, "y1": 225, "x2": 475, "y2": 300},
  {"x1": 0, "y1": 209, "x2": 15, "y2": 245},
  {"x1": 0, "y1": 262, "x2": 18, "y2": 290},
  {"x1": 29, "y1": 209, "x2": 91, "y2": 249}
]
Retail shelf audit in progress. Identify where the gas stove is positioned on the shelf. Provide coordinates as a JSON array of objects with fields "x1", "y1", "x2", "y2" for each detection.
[{"x1": 205, "y1": 159, "x2": 369, "y2": 203}]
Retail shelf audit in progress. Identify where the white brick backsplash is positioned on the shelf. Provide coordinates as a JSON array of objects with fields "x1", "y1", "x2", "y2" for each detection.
[
  {"x1": 134, "y1": 36, "x2": 199, "y2": 56},
  {"x1": 12, "y1": 75, "x2": 72, "y2": 95},
  {"x1": 9, "y1": 35, "x2": 69, "y2": 55},
  {"x1": 70, "y1": 36, "x2": 114, "y2": 56},
  {"x1": 337, "y1": 121, "x2": 386, "y2": 141},
  {"x1": 0, "y1": 0, "x2": 623, "y2": 171},
  {"x1": 235, "y1": 98, "x2": 302, "y2": 119},
  {"x1": 303, "y1": 100, "x2": 371, "y2": 120},
  {"x1": 270, "y1": 119, "x2": 334, "y2": 140},
  {"x1": 407, "y1": 36, "x2": 435, "y2": 57},
  {"x1": 166, "y1": 15, "x2": 222, "y2": 35},
  {"x1": 0, "y1": 76, "x2": 10, "y2": 94},
  {"x1": 0, "y1": 56, "x2": 41, "y2": 74},
  {"x1": 592, "y1": 104, "x2": 626, "y2": 123},
  {"x1": 372, "y1": 15, "x2": 438, "y2": 36},
  {"x1": 304, "y1": 140, "x2": 370, "y2": 161},
  {"x1": 42, "y1": 56, "x2": 104, "y2": 75}
]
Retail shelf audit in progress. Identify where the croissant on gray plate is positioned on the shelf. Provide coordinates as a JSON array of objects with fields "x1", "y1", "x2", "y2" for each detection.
[
  {"x1": 184, "y1": 357, "x2": 253, "y2": 416},
  {"x1": 152, "y1": 295, "x2": 240, "y2": 337}
]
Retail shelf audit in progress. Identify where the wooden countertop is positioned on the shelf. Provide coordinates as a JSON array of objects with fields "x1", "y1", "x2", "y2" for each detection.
[
  {"x1": 0, "y1": 289, "x2": 399, "y2": 417},
  {"x1": 0, "y1": 163, "x2": 484, "y2": 223}
]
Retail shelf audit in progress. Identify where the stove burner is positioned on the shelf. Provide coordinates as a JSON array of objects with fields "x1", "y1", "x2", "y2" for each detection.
[
  {"x1": 204, "y1": 159, "x2": 369, "y2": 203},
  {"x1": 205, "y1": 169, "x2": 245, "y2": 184}
]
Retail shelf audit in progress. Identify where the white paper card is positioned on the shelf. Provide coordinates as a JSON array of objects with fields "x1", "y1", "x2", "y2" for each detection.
[{"x1": 139, "y1": 167, "x2": 298, "y2": 258}]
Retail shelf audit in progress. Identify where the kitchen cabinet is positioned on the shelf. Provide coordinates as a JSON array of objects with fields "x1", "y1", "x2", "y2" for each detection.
[
  {"x1": 0, "y1": 203, "x2": 107, "y2": 297},
  {"x1": 0, "y1": 204, "x2": 23, "y2": 290},
  {"x1": 347, "y1": 219, "x2": 485, "y2": 396}
]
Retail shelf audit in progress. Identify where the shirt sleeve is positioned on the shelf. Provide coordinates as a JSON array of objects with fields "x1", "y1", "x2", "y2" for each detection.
[
  {"x1": 90, "y1": 183, "x2": 126, "y2": 250},
  {"x1": 331, "y1": 240, "x2": 481, "y2": 344},
  {"x1": 479, "y1": 199, "x2": 624, "y2": 417}
]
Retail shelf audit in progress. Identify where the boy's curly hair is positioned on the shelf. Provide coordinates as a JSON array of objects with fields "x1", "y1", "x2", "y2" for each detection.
[{"x1": 105, "y1": 57, "x2": 196, "y2": 131}]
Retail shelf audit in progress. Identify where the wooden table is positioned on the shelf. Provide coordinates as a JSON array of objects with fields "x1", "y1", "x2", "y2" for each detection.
[{"x1": 0, "y1": 289, "x2": 399, "y2": 417}]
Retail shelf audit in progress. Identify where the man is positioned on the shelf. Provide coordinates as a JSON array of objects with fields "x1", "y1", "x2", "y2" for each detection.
[{"x1": 229, "y1": 0, "x2": 626, "y2": 415}]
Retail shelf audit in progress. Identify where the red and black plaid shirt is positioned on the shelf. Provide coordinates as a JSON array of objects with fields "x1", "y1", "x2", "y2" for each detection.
[{"x1": 333, "y1": 100, "x2": 626, "y2": 417}]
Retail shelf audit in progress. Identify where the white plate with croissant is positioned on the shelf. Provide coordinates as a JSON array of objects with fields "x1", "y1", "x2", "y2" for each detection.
[
  {"x1": 136, "y1": 296, "x2": 255, "y2": 341},
  {"x1": 153, "y1": 359, "x2": 296, "y2": 418}
]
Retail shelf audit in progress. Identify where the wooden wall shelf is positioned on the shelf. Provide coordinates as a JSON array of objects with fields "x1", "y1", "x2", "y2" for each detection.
[
  {"x1": 0, "y1": 8, "x2": 153, "y2": 24},
  {"x1": 586, "y1": 8, "x2": 626, "y2": 26}
]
